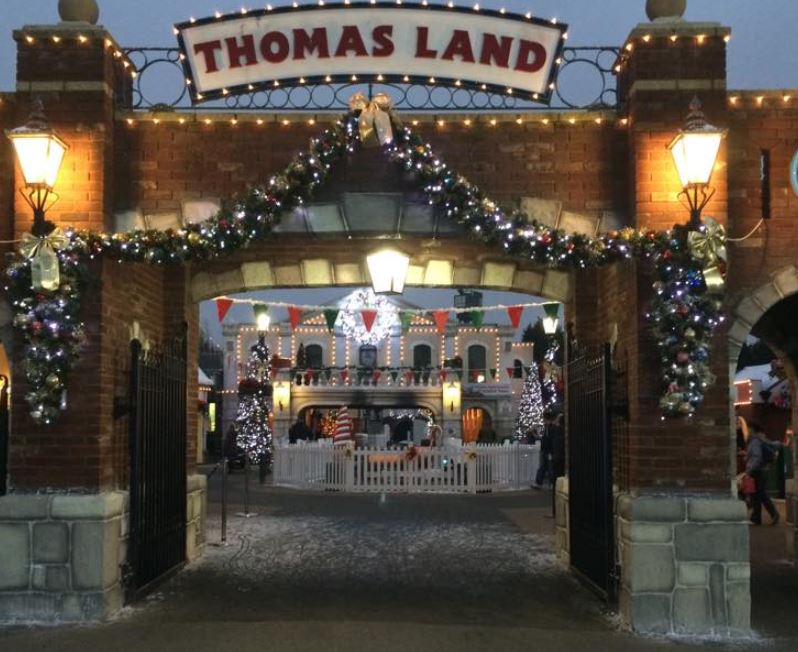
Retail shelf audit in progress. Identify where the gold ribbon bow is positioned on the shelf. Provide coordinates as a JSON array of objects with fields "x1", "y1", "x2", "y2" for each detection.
[
  {"x1": 348, "y1": 92, "x2": 398, "y2": 147},
  {"x1": 687, "y1": 218, "x2": 727, "y2": 292},
  {"x1": 19, "y1": 227, "x2": 69, "y2": 260}
]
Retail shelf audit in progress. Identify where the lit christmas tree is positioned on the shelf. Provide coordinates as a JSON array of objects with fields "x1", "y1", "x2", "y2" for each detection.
[
  {"x1": 235, "y1": 335, "x2": 274, "y2": 466},
  {"x1": 514, "y1": 362, "x2": 544, "y2": 439}
]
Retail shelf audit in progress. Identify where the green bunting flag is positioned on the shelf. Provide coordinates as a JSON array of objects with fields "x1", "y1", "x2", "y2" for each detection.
[
  {"x1": 323, "y1": 309, "x2": 340, "y2": 333},
  {"x1": 399, "y1": 311, "x2": 414, "y2": 332},
  {"x1": 469, "y1": 310, "x2": 485, "y2": 329}
]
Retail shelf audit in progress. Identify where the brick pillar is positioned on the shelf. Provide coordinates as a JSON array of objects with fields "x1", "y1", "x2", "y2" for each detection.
[{"x1": 605, "y1": 19, "x2": 748, "y2": 636}]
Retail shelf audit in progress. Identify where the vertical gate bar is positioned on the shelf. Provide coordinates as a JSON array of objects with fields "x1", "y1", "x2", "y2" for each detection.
[
  {"x1": 0, "y1": 375, "x2": 9, "y2": 497},
  {"x1": 128, "y1": 340, "x2": 142, "y2": 591}
]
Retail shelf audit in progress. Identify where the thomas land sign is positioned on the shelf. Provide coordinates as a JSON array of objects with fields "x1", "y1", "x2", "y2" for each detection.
[{"x1": 176, "y1": 3, "x2": 567, "y2": 103}]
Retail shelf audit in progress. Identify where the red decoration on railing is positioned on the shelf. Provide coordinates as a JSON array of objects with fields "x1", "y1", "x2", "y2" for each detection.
[
  {"x1": 373, "y1": 370, "x2": 382, "y2": 384},
  {"x1": 506, "y1": 366, "x2": 515, "y2": 379},
  {"x1": 404, "y1": 370, "x2": 415, "y2": 385},
  {"x1": 340, "y1": 369, "x2": 349, "y2": 384},
  {"x1": 439, "y1": 370, "x2": 447, "y2": 383}
]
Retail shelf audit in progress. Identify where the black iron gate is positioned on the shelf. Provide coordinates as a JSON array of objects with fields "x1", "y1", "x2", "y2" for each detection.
[
  {"x1": 127, "y1": 336, "x2": 187, "y2": 595},
  {"x1": 0, "y1": 375, "x2": 9, "y2": 497},
  {"x1": 567, "y1": 343, "x2": 617, "y2": 601}
]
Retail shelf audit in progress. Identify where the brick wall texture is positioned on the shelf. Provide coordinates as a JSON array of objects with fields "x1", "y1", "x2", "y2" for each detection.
[{"x1": 4, "y1": 25, "x2": 798, "y2": 494}]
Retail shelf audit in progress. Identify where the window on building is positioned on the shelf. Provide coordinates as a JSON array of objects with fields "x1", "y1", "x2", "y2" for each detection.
[
  {"x1": 359, "y1": 345, "x2": 378, "y2": 368},
  {"x1": 305, "y1": 344, "x2": 323, "y2": 369},
  {"x1": 413, "y1": 344, "x2": 432, "y2": 369},
  {"x1": 513, "y1": 359, "x2": 524, "y2": 379},
  {"x1": 467, "y1": 344, "x2": 487, "y2": 383}
]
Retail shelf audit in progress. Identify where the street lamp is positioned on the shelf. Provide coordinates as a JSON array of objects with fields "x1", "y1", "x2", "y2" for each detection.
[
  {"x1": 668, "y1": 97, "x2": 726, "y2": 229},
  {"x1": 366, "y1": 248, "x2": 410, "y2": 295},
  {"x1": 254, "y1": 304, "x2": 271, "y2": 333},
  {"x1": 6, "y1": 98, "x2": 68, "y2": 237},
  {"x1": 542, "y1": 303, "x2": 560, "y2": 335}
]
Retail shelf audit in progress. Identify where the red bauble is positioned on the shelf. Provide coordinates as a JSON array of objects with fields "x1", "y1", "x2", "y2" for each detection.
[
  {"x1": 662, "y1": 250, "x2": 673, "y2": 261},
  {"x1": 677, "y1": 351, "x2": 690, "y2": 364}
]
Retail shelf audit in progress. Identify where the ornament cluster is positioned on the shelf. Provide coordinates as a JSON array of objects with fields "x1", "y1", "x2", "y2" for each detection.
[{"x1": 6, "y1": 108, "x2": 725, "y2": 423}]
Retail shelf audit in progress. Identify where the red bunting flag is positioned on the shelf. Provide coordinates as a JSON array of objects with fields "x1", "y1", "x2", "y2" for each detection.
[
  {"x1": 432, "y1": 310, "x2": 449, "y2": 334},
  {"x1": 404, "y1": 371, "x2": 415, "y2": 385},
  {"x1": 288, "y1": 306, "x2": 303, "y2": 331},
  {"x1": 215, "y1": 298, "x2": 234, "y2": 323},
  {"x1": 439, "y1": 370, "x2": 447, "y2": 383},
  {"x1": 506, "y1": 367, "x2": 515, "y2": 380},
  {"x1": 340, "y1": 369, "x2": 349, "y2": 384},
  {"x1": 373, "y1": 370, "x2": 382, "y2": 384},
  {"x1": 507, "y1": 306, "x2": 524, "y2": 330},
  {"x1": 361, "y1": 309, "x2": 378, "y2": 332}
]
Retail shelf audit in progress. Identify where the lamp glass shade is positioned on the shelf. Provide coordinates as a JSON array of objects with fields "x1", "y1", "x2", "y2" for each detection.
[
  {"x1": 367, "y1": 249, "x2": 410, "y2": 294},
  {"x1": 8, "y1": 131, "x2": 67, "y2": 189},
  {"x1": 668, "y1": 130, "x2": 723, "y2": 189},
  {"x1": 542, "y1": 303, "x2": 560, "y2": 335},
  {"x1": 254, "y1": 305, "x2": 271, "y2": 331}
]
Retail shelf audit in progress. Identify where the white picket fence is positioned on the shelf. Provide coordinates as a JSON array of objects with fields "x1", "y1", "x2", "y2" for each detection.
[{"x1": 273, "y1": 442, "x2": 540, "y2": 493}]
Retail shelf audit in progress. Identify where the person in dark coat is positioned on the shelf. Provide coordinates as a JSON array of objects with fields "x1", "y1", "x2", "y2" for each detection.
[
  {"x1": 289, "y1": 417, "x2": 312, "y2": 444},
  {"x1": 746, "y1": 421, "x2": 790, "y2": 525},
  {"x1": 534, "y1": 422, "x2": 553, "y2": 488}
]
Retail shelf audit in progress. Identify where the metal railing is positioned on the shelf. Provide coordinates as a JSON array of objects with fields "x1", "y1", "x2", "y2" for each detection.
[{"x1": 121, "y1": 46, "x2": 620, "y2": 113}]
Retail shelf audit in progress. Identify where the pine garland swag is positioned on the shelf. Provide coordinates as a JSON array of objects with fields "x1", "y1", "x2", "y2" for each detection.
[{"x1": 5, "y1": 112, "x2": 724, "y2": 424}]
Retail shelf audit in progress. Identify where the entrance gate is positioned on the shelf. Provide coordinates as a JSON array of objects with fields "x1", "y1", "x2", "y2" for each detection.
[
  {"x1": 127, "y1": 336, "x2": 187, "y2": 595},
  {"x1": 567, "y1": 343, "x2": 617, "y2": 600}
]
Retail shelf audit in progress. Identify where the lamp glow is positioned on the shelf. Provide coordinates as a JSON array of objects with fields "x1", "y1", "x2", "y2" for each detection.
[
  {"x1": 667, "y1": 97, "x2": 726, "y2": 228},
  {"x1": 542, "y1": 303, "x2": 559, "y2": 335},
  {"x1": 254, "y1": 304, "x2": 271, "y2": 332},
  {"x1": 367, "y1": 249, "x2": 410, "y2": 295}
]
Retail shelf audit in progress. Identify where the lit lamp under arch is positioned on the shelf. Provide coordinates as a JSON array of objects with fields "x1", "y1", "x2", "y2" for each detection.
[
  {"x1": 254, "y1": 303, "x2": 271, "y2": 333},
  {"x1": 6, "y1": 98, "x2": 68, "y2": 237},
  {"x1": 542, "y1": 303, "x2": 560, "y2": 335},
  {"x1": 667, "y1": 97, "x2": 726, "y2": 229},
  {"x1": 367, "y1": 249, "x2": 410, "y2": 295}
]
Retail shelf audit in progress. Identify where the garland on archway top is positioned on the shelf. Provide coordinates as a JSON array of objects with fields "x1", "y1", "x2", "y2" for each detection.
[{"x1": 5, "y1": 105, "x2": 726, "y2": 424}]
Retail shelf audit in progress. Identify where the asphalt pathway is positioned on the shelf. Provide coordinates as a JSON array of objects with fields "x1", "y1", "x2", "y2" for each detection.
[{"x1": 1, "y1": 470, "x2": 796, "y2": 652}]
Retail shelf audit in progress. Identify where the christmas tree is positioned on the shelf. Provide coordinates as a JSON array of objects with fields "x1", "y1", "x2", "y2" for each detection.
[
  {"x1": 514, "y1": 362, "x2": 544, "y2": 439},
  {"x1": 235, "y1": 335, "x2": 274, "y2": 466}
]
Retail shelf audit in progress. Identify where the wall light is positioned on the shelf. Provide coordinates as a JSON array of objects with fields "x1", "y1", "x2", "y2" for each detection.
[{"x1": 367, "y1": 249, "x2": 410, "y2": 295}]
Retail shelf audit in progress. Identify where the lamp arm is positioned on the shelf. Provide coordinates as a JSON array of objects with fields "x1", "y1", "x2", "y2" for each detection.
[
  {"x1": 678, "y1": 184, "x2": 716, "y2": 229},
  {"x1": 19, "y1": 186, "x2": 59, "y2": 237}
]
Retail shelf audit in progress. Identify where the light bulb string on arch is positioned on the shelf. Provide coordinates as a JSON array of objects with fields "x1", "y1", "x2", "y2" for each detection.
[{"x1": 5, "y1": 108, "x2": 725, "y2": 424}]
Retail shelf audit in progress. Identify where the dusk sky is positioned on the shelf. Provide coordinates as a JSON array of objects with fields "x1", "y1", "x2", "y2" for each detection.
[{"x1": 2, "y1": 1, "x2": 795, "y2": 343}]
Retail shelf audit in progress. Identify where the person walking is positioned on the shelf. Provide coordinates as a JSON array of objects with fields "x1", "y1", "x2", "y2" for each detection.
[
  {"x1": 745, "y1": 421, "x2": 790, "y2": 525},
  {"x1": 288, "y1": 416, "x2": 312, "y2": 444},
  {"x1": 533, "y1": 412, "x2": 555, "y2": 488}
]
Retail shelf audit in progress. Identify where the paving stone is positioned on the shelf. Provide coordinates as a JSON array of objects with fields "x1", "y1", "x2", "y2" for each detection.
[
  {"x1": 674, "y1": 523, "x2": 749, "y2": 562},
  {"x1": 673, "y1": 588, "x2": 711, "y2": 634},
  {"x1": 623, "y1": 544, "x2": 675, "y2": 593},
  {"x1": 33, "y1": 522, "x2": 69, "y2": 563},
  {"x1": 0, "y1": 523, "x2": 31, "y2": 589}
]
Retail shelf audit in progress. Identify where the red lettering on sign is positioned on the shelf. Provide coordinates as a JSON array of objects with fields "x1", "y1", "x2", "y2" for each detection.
[
  {"x1": 260, "y1": 31, "x2": 290, "y2": 63},
  {"x1": 293, "y1": 28, "x2": 330, "y2": 60},
  {"x1": 225, "y1": 34, "x2": 257, "y2": 68},
  {"x1": 479, "y1": 34, "x2": 512, "y2": 68},
  {"x1": 194, "y1": 40, "x2": 223, "y2": 73},
  {"x1": 415, "y1": 27, "x2": 437, "y2": 59},
  {"x1": 442, "y1": 30, "x2": 475, "y2": 63},
  {"x1": 335, "y1": 25, "x2": 368, "y2": 57},
  {"x1": 514, "y1": 39, "x2": 547, "y2": 73},
  {"x1": 371, "y1": 25, "x2": 394, "y2": 57}
]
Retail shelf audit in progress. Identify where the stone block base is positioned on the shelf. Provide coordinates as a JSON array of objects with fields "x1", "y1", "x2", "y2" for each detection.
[
  {"x1": 617, "y1": 494, "x2": 751, "y2": 637},
  {"x1": 0, "y1": 492, "x2": 128, "y2": 623},
  {"x1": 186, "y1": 473, "x2": 207, "y2": 562},
  {"x1": 555, "y1": 476, "x2": 569, "y2": 566}
]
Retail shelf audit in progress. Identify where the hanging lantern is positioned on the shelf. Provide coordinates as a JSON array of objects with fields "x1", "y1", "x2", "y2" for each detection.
[
  {"x1": 542, "y1": 303, "x2": 560, "y2": 335},
  {"x1": 366, "y1": 248, "x2": 410, "y2": 295}
]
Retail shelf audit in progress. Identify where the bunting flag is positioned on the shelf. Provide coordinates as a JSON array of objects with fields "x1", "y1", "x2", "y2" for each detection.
[
  {"x1": 439, "y1": 370, "x2": 447, "y2": 383},
  {"x1": 390, "y1": 370, "x2": 399, "y2": 384},
  {"x1": 373, "y1": 370, "x2": 382, "y2": 384},
  {"x1": 404, "y1": 370, "x2": 415, "y2": 385},
  {"x1": 469, "y1": 310, "x2": 485, "y2": 329},
  {"x1": 324, "y1": 309, "x2": 340, "y2": 333},
  {"x1": 399, "y1": 311, "x2": 414, "y2": 332},
  {"x1": 287, "y1": 305, "x2": 303, "y2": 331},
  {"x1": 215, "y1": 298, "x2": 234, "y2": 323},
  {"x1": 507, "y1": 305, "x2": 524, "y2": 329},
  {"x1": 432, "y1": 310, "x2": 449, "y2": 334},
  {"x1": 340, "y1": 369, "x2": 349, "y2": 384},
  {"x1": 361, "y1": 309, "x2": 378, "y2": 332},
  {"x1": 506, "y1": 366, "x2": 515, "y2": 380},
  {"x1": 490, "y1": 368, "x2": 497, "y2": 380}
]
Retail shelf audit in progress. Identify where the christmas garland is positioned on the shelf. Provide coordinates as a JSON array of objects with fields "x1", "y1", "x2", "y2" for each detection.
[{"x1": 5, "y1": 109, "x2": 725, "y2": 424}]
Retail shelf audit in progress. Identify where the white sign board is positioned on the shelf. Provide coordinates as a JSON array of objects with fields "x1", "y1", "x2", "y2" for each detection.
[{"x1": 176, "y1": 4, "x2": 566, "y2": 103}]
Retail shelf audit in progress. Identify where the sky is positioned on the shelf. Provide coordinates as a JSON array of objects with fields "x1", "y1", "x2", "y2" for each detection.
[{"x1": 3, "y1": 0, "x2": 796, "y2": 344}]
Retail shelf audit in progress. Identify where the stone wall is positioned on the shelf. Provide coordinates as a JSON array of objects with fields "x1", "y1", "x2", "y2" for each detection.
[
  {"x1": 0, "y1": 492, "x2": 127, "y2": 622},
  {"x1": 555, "y1": 476, "x2": 570, "y2": 566},
  {"x1": 186, "y1": 474, "x2": 207, "y2": 562},
  {"x1": 617, "y1": 494, "x2": 750, "y2": 636}
]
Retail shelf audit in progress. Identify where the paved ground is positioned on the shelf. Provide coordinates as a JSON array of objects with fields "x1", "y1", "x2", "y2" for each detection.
[{"x1": 1, "y1": 469, "x2": 797, "y2": 652}]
